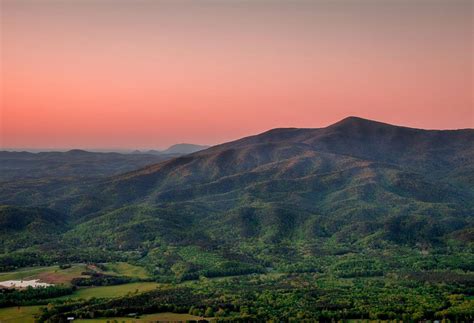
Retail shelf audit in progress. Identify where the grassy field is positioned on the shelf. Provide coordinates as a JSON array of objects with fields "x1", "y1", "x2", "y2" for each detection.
[
  {"x1": 101, "y1": 262, "x2": 150, "y2": 279},
  {"x1": 0, "y1": 264, "x2": 157, "y2": 322},
  {"x1": 0, "y1": 262, "x2": 151, "y2": 286},
  {"x1": 55, "y1": 282, "x2": 160, "y2": 300},
  {"x1": 0, "y1": 308, "x2": 209, "y2": 323},
  {"x1": 0, "y1": 282, "x2": 160, "y2": 321},
  {"x1": 0, "y1": 266, "x2": 52, "y2": 281},
  {"x1": 75, "y1": 312, "x2": 211, "y2": 322},
  {"x1": 0, "y1": 281, "x2": 160, "y2": 322},
  {"x1": 0, "y1": 306, "x2": 41, "y2": 323},
  {"x1": 70, "y1": 318, "x2": 408, "y2": 323},
  {"x1": 0, "y1": 264, "x2": 87, "y2": 285}
]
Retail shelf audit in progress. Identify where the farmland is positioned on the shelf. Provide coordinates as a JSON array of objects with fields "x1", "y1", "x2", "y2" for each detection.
[
  {"x1": 100, "y1": 263, "x2": 150, "y2": 280},
  {"x1": 55, "y1": 282, "x2": 160, "y2": 300},
  {"x1": 1, "y1": 252, "x2": 473, "y2": 322},
  {"x1": 0, "y1": 262, "x2": 159, "y2": 322},
  {"x1": 75, "y1": 312, "x2": 208, "y2": 323},
  {"x1": 0, "y1": 306, "x2": 41, "y2": 323},
  {"x1": 0, "y1": 265, "x2": 86, "y2": 285}
]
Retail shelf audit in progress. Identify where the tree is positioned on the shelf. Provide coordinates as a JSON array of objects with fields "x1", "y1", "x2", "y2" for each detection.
[
  {"x1": 215, "y1": 308, "x2": 227, "y2": 317},
  {"x1": 205, "y1": 307, "x2": 214, "y2": 317}
]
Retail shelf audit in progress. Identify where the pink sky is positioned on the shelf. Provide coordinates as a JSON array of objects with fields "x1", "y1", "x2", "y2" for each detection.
[{"x1": 1, "y1": 0, "x2": 473, "y2": 149}]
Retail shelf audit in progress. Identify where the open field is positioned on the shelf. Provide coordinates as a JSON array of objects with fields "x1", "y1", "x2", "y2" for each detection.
[
  {"x1": 75, "y1": 312, "x2": 211, "y2": 322},
  {"x1": 0, "y1": 306, "x2": 210, "y2": 323},
  {"x1": 55, "y1": 282, "x2": 160, "y2": 300},
  {"x1": 0, "y1": 278, "x2": 159, "y2": 322},
  {"x1": 0, "y1": 306, "x2": 41, "y2": 323},
  {"x1": 0, "y1": 280, "x2": 160, "y2": 322},
  {"x1": 0, "y1": 264, "x2": 87, "y2": 285},
  {"x1": 0, "y1": 262, "x2": 151, "y2": 287},
  {"x1": 101, "y1": 262, "x2": 150, "y2": 279}
]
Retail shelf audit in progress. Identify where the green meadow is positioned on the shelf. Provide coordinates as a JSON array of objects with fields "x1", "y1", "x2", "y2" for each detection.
[
  {"x1": 0, "y1": 263, "x2": 159, "y2": 322},
  {"x1": 101, "y1": 262, "x2": 150, "y2": 280},
  {"x1": 0, "y1": 306, "x2": 41, "y2": 323},
  {"x1": 56, "y1": 282, "x2": 160, "y2": 300},
  {"x1": 75, "y1": 312, "x2": 208, "y2": 323}
]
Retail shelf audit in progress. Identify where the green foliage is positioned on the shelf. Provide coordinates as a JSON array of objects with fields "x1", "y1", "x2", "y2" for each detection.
[
  {"x1": 0, "y1": 286, "x2": 74, "y2": 307},
  {"x1": 36, "y1": 269, "x2": 474, "y2": 322},
  {"x1": 71, "y1": 273, "x2": 133, "y2": 287}
]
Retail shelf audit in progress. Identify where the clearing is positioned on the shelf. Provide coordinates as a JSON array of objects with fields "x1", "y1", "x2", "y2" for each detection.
[
  {"x1": 0, "y1": 306, "x2": 41, "y2": 323},
  {"x1": 0, "y1": 264, "x2": 87, "y2": 285},
  {"x1": 54, "y1": 282, "x2": 160, "y2": 300},
  {"x1": 75, "y1": 312, "x2": 212, "y2": 322}
]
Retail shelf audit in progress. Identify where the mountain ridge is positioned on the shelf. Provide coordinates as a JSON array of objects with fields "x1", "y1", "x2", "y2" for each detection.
[
  {"x1": 26, "y1": 117, "x2": 468, "y2": 253},
  {"x1": 109, "y1": 117, "x2": 474, "y2": 184},
  {"x1": 0, "y1": 116, "x2": 472, "y2": 284}
]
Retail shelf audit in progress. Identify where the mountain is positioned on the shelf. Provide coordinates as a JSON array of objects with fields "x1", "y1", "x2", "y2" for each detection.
[
  {"x1": 0, "y1": 117, "x2": 473, "y2": 276},
  {"x1": 56, "y1": 117, "x2": 469, "y2": 245},
  {"x1": 160, "y1": 143, "x2": 210, "y2": 155}
]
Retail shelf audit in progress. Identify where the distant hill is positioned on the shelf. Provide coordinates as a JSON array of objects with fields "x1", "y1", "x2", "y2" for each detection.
[
  {"x1": 0, "y1": 150, "x2": 172, "y2": 181},
  {"x1": 160, "y1": 143, "x2": 210, "y2": 155},
  {"x1": 137, "y1": 144, "x2": 210, "y2": 156}
]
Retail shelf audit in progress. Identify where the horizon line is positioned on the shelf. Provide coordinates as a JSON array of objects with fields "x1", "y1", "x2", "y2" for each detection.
[
  {"x1": 2, "y1": 116, "x2": 473, "y2": 153},
  {"x1": 0, "y1": 115, "x2": 474, "y2": 153}
]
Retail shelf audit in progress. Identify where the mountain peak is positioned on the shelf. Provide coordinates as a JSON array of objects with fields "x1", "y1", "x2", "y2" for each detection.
[{"x1": 328, "y1": 116, "x2": 391, "y2": 129}]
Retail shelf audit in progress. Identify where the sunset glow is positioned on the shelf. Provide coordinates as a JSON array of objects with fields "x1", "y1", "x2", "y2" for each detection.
[{"x1": 1, "y1": 0, "x2": 472, "y2": 149}]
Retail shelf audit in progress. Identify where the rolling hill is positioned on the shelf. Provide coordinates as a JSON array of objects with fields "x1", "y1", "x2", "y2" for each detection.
[
  {"x1": 0, "y1": 144, "x2": 209, "y2": 182},
  {"x1": 0, "y1": 205, "x2": 68, "y2": 252},
  {"x1": 0, "y1": 150, "x2": 170, "y2": 181}
]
